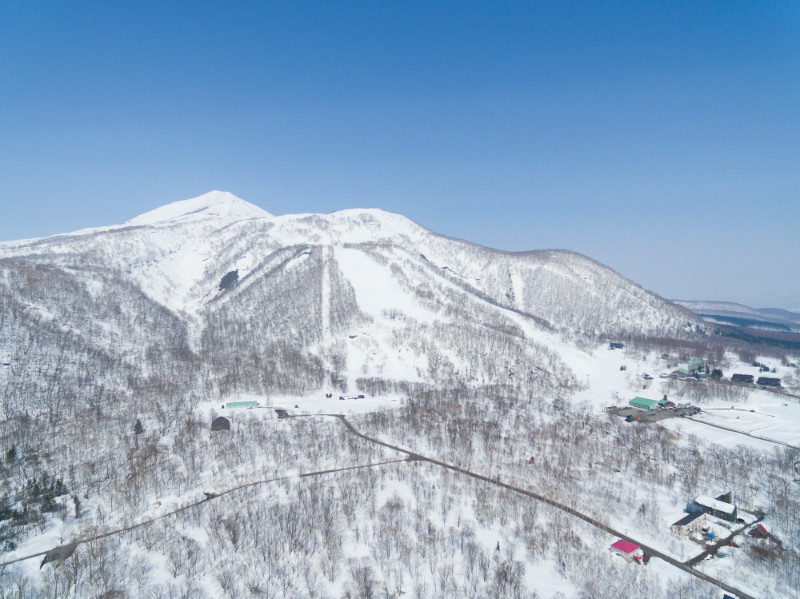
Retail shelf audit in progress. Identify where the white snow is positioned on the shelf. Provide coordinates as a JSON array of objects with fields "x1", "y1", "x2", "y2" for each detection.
[{"x1": 124, "y1": 190, "x2": 272, "y2": 226}]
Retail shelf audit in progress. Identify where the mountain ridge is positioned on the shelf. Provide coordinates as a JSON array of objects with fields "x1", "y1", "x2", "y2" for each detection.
[{"x1": 0, "y1": 192, "x2": 701, "y2": 407}]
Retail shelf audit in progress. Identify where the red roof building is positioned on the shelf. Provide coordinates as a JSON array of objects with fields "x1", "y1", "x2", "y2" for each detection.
[{"x1": 610, "y1": 539, "x2": 644, "y2": 563}]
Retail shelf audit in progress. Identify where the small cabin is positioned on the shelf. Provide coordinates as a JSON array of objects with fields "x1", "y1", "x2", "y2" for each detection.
[{"x1": 211, "y1": 417, "x2": 231, "y2": 432}]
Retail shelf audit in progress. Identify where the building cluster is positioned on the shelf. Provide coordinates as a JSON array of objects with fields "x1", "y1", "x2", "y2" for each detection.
[
  {"x1": 671, "y1": 492, "x2": 737, "y2": 540},
  {"x1": 731, "y1": 373, "x2": 781, "y2": 386}
]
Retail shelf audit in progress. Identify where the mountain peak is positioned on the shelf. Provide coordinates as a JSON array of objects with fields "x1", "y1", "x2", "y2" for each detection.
[{"x1": 124, "y1": 191, "x2": 273, "y2": 226}]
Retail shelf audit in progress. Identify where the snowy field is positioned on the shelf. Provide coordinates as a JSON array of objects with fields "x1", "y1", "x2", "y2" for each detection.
[
  {"x1": 665, "y1": 401, "x2": 800, "y2": 448},
  {"x1": 198, "y1": 392, "x2": 407, "y2": 417}
]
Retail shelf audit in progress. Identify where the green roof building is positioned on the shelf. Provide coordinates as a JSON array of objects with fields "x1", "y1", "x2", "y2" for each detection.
[
  {"x1": 225, "y1": 400, "x2": 259, "y2": 409},
  {"x1": 679, "y1": 359, "x2": 704, "y2": 374},
  {"x1": 629, "y1": 397, "x2": 659, "y2": 410}
]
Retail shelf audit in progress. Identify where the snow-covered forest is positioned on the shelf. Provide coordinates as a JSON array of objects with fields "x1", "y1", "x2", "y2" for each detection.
[{"x1": 1, "y1": 193, "x2": 798, "y2": 598}]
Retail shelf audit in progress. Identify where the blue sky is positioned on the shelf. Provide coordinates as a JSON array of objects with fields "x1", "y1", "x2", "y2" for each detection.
[{"x1": 1, "y1": 1, "x2": 798, "y2": 308}]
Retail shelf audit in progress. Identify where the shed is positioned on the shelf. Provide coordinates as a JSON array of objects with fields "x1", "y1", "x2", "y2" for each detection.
[
  {"x1": 609, "y1": 539, "x2": 643, "y2": 563},
  {"x1": 629, "y1": 397, "x2": 659, "y2": 410},
  {"x1": 211, "y1": 417, "x2": 231, "y2": 432}
]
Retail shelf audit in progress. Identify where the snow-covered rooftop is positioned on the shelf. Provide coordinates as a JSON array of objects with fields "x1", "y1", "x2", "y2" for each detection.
[{"x1": 695, "y1": 495, "x2": 735, "y2": 514}]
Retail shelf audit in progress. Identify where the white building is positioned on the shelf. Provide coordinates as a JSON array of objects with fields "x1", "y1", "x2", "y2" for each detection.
[{"x1": 671, "y1": 512, "x2": 707, "y2": 538}]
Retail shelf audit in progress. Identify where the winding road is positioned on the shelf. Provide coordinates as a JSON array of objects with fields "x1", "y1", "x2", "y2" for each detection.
[
  {"x1": 2, "y1": 413, "x2": 760, "y2": 598},
  {"x1": 331, "y1": 414, "x2": 758, "y2": 599}
]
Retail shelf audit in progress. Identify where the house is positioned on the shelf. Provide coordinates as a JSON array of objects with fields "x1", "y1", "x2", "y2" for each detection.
[
  {"x1": 211, "y1": 416, "x2": 231, "y2": 432},
  {"x1": 731, "y1": 373, "x2": 754, "y2": 383},
  {"x1": 671, "y1": 512, "x2": 707, "y2": 538},
  {"x1": 695, "y1": 494, "x2": 737, "y2": 522},
  {"x1": 756, "y1": 377, "x2": 781, "y2": 387},
  {"x1": 629, "y1": 397, "x2": 659, "y2": 410},
  {"x1": 609, "y1": 539, "x2": 643, "y2": 563}
]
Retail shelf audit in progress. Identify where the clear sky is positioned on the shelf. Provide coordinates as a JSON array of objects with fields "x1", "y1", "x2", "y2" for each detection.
[{"x1": 1, "y1": 1, "x2": 798, "y2": 309}]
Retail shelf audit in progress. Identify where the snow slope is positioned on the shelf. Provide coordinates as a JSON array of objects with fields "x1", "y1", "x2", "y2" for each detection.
[
  {"x1": 0, "y1": 191, "x2": 704, "y2": 403},
  {"x1": 124, "y1": 190, "x2": 273, "y2": 226}
]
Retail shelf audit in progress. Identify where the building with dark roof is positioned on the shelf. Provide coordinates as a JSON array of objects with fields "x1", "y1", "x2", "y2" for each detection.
[
  {"x1": 670, "y1": 512, "x2": 707, "y2": 538},
  {"x1": 731, "y1": 373, "x2": 754, "y2": 383},
  {"x1": 211, "y1": 416, "x2": 231, "y2": 431},
  {"x1": 757, "y1": 376, "x2": 781, "y2": 387},
  {"x1": 695, "y1": 494, "x2": 737, "y2": 522}
]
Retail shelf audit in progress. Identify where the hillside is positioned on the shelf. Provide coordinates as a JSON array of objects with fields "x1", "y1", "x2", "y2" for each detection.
[
  {"x1": 0, "y1": 191, "x2": 698, "y2": 405},
  {"x1": 1, "y1": 193, "x2": 797, "y2": 599}
]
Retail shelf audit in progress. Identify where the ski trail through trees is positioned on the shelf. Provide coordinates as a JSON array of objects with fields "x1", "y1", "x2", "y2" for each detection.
[{"x1": 321, "y1": 244, "x2": 331, "y2": 339}]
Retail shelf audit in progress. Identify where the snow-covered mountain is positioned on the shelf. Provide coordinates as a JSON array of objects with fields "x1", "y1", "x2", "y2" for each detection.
[
  {"x1": 0, "y1": 191, "x2": 699, "y2": 407},
  {"x1": 6, "y1": 193, "x2": 798, "y2": 599}
]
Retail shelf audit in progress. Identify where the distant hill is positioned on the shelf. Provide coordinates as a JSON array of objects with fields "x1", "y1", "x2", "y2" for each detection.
[{"x1": 673, "y1": 300, "x2": 800, "y2": 333}]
